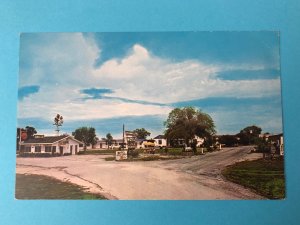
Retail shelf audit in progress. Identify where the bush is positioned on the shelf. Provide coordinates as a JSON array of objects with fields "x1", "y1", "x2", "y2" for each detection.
[
  {"x1": 128, "y1": 149, "x2": 139, "y2": 158},
  {"x1": 256, "y1": 142, "x2": 271, "y2": 153},
  {"x1": 77, "y1": 149, "x2": 116, "y2": 155}
]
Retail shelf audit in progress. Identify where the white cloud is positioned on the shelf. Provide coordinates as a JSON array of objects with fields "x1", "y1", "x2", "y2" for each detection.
[
  {"x1": 19, "y1": 34, "x2": 282, "y2": 123},
  {"x1": 91, "y1": 44, "x2": 280, "y2": 103}
]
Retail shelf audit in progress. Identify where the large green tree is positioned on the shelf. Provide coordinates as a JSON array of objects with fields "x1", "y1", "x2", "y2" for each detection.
[
  {"x1": 237, "y1": 125, "x2": 262, "y2": 145},
  {"x1": 72, "y1": 127, "x2": 97, "y2": 150},
  {"x1": 164, "y1": 107, "x2": 216, "y2": 146},
  {"x1": 133, "y1": 128, "x2": 151, "y2": 139},
  {"x1": 25, "y1": 126, "x2": 37, "y2": 139}
]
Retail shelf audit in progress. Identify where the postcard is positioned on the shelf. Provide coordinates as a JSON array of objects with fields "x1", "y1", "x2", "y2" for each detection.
[{"x1": 16, "y1": 32, "x2": 284, "y2": 200}]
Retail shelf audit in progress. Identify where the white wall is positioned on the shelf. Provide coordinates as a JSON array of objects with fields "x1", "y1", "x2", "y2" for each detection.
[
  {"x1": 154, "y1": 139, "x2": 167, "y2": 147},
  {"x1": 65, "y1": 138, "x2": 81, "y2": 155}
]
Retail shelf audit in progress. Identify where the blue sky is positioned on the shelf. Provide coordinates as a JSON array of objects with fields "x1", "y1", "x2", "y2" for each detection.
[{"x1": 18, "y1": 32, "x2": 283, "y2": 138}]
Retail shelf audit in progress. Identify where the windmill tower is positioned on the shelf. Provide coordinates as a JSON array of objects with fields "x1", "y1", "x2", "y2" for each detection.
[{"x1": 53, "y1": 114, "x2": 64, "y2": 136}]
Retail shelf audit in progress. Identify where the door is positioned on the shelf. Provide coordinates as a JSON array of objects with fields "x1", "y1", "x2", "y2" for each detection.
[
  {"x1": 75, "y1": 145, "x2": 78, "y2": 154},
  {"x1": 59, "y1": 146, "x2": 63, "y2": 155}
]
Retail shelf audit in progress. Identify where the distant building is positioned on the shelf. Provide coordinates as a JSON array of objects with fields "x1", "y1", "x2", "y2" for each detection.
[
  {"x1": 268, "y1": 133, "x2": 284, "y2": 155},
  {"x1": 153, "y1": 135, "x2": 167, "y2": 148},
  {"x1": 87, "y1": 138, "x2": 124, "y2": 150},
  {"x1": 168, "y1": 135, "x2": 204, "y2": 148},
  {"x1": 19, "y1": 134, "x2": 83, "y2": 155}
]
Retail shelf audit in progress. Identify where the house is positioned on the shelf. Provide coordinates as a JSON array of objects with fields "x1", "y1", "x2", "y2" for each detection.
[
  {"x1": 86, "y1": 138, "x2": 109, "y2": 150},
  {"x1": 136, "y1": 139, "x2": 146, "y2": 149},
  {"x1": 87, "y1": 138, "x2": 126, "y2": 150},
  {"x1": 19, "y1": 134, "x2": 84, "y2": 155},
  {"x1": 168, "y1": 135, "x2": 204, "y2": 148},
  {"x1": 111, "y1": 139, "x2": 125, "y2": 149},
  {"x1": 153, "y1": 135, "x2": 167, "y2": 148}
]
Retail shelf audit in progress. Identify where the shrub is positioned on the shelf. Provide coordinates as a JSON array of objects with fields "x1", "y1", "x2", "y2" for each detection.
[
  {"x1": 18, "y1": 152, "x2": 61, "y2": 157},
  {"x1": 256, "y1": 142, "x2": 271, "y2": 153},
  {"x1": 128, "y1": 149, "x2": 139, "y2": 158}
]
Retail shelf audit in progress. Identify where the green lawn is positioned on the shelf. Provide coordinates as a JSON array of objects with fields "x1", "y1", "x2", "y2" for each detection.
[
  {"x1": 78, "y1": 149, "x2": 117, "y2": 155},
  {"x1": 157, "y1": 147, "x2": 207, "y2": 155},
  {"x1": 222, "y1": 158, "x2": 285, "y2": 199},
  {"x1": 79, "y1": 148, "x2": 208, "y2": 156},
  {"x1": 16, "y1": 174, "x2": 106, "y2": 200}
]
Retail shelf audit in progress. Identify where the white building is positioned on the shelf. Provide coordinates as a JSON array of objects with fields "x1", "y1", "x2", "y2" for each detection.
[
  {"x1": 153, "y1": 135, "x2": 167, "y2": 148},
  {"x1": 194, "y1": 136, "x2": 204, "y2": 147},
  {"x1": 19, "y1": 134, "x2": 83, "y2": 155}
]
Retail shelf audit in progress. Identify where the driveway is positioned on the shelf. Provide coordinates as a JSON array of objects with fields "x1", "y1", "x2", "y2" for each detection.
[{"x1": 16, "y1": 146, "x2": 264, "y2": 200}]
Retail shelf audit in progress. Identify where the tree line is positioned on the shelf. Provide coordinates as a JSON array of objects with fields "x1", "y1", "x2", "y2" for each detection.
[{"x1": 17, "y1": 107, "x2": 267, "y2": 150}]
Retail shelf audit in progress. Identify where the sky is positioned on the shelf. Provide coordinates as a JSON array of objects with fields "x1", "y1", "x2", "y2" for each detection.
[{"x1": 17, "y1": 32, "x2": 283, "y2": 138}]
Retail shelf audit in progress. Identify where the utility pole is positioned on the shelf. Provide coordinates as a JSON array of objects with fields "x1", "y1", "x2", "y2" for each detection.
[{"x1": 122, "y1": 124, "x2": 125, "y2": 150}]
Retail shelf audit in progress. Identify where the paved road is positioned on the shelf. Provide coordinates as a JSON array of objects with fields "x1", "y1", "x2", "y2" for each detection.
[{"x1": 16, "y1": 146, "x2": 264, "y2": 200}]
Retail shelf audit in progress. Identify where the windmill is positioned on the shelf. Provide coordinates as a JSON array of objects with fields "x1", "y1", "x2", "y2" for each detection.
[{"x1": 53, "y1": 114, "x2": 64, "y2": 136}]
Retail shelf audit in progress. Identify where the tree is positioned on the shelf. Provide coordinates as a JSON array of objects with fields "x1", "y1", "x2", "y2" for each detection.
[
  {"x1": 237, "y1": 125, "x2": 262, "y2": 145},
  {"x1": 164, "y1": 107, "x2": 216, "y2": 147},
  {"x1": 133, "y1": 128, "x2": 151, "y2": 139},
  {"x1": 219, "y1": 135, "x2": 239, "y2": 147},
  {"x1": 25, "y1": 126, "x2": 37, "y2": 139},
  {"x1": 72, "y1": 127, "x2": 97, "y2": 150},
  {"x1": 53, "y1": 114, "x2": 64, "y2": 135},
  {"x1": 16, "y1": 126, "x2": 37, "y2": 151},
  {"x1": 106, "y1": 133, "x2": 113, "y2": 148}
]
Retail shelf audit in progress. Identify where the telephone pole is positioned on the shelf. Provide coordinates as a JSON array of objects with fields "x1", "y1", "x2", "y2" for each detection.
[{"x1": 122, "y1": 124, "x2": 125, "y2": 150}]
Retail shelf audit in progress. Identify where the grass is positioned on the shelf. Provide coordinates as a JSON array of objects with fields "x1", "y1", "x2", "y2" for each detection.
[
  {"x1": 157, "y1": 147, "x2": 207, "y2": 155},
  {"x1": 222, "y1": 158, "x2": 285, "y2": 199},
  {"x1": 104, "y1": 155, "x2": 183, "y2": 162},
  {"x1": 139, "y1": 155, "x2": 183, "y2": 161},
  {"x1": 78, "y1": 149, "x2": 117, "y2": 155},
  {"x1": 104, "y1": 156, "x2": 116, "y2": 161},
  {"x1": 16, "y1": 174, "x2": 107, "y2": 200},
  {"x1": 79, "y1": 148, "x2": 208, "y2": 156}
]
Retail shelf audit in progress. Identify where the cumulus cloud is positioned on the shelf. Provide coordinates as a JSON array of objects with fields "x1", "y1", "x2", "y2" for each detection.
[
  {"x1": 90, "y1": 44, "x2": 280, "y2": 103},
  {"x1": 18, "y1": 33, "x2": 282, "y2": 126}
]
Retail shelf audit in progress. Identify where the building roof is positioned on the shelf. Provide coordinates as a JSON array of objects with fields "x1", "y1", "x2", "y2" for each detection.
[
  {"x1": 268, "y1": 133, "x2": 283, "y2": 139},
  {"x1": 153, "y1": 135, "x2": 165, "y2": 139},
  {"x1": 22, "y1": 135, "x2": 83, "y2": 144}
]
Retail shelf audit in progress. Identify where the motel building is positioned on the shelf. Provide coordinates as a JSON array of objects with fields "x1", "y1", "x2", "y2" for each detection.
[
  {"x1": 19, "y1": 134, "x2": 84, "y2": 155},
  {"x1": 153, "y1": 135, "x2": 167, "y2": 148}
]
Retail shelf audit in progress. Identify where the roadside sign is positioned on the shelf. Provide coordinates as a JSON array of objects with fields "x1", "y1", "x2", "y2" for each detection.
[{"x1": 116, "y1": 151, "x2": 127, "y2": 161}]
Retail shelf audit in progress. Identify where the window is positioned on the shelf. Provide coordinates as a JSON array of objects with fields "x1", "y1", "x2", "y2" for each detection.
[
  {"x1": 24, "y1": 146, "x2": 31, "y2": 152},
  {"x1": 52, "y1": 146, "x2": 56, "y2": 152},
  {"x1": 70, "y1": 145, "x2": 73, "y2": 151},
  {"x1": 45, "y1": 146, "x2": 52, "y2": 152},
  {"x1": 35, "y1": 146, "x2": 41, "y2": 152},
  {"x1": 158, "y1": 140, "x2": 162, "y2": 145}
]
